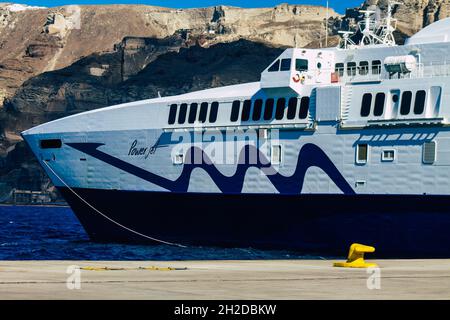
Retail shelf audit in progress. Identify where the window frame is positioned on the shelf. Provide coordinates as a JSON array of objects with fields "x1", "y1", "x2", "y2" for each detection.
[
  {"x1": 356, "y1": 143, "x2": 369, "y2": 165},
  {"x1": 178, "y1": 103, "x2": 188, "y2": 124},
  {"x1": 372, "y1": 60, "x2": 382, "y2": 74},
  {"x1": 299, "y1": 96, "x2": 310, "y2": 119},
  {"x1": 373, "y1": 92, "x2": 386, "y2": 117},
  {"x1": 400, "y1": 91, "x2": 412, "y2": 115},
  {"x1": 168, "y1": 104, "x2": 177, "y2": 125},
  {"x1": 275, "y1": 97, "x2": 286, "y2": 120},
  {"x1": 295, "y1": 59, "x2": 308, "y2": 72},
  {"x1": 335, "y1": 63, "x2": 344, "y2": 77},
  {"x1": 360, "y1": 93, "x2": 372, "y2": 117},
  {"x1": 268, "y1": 60, "x2": 280, "y2": 72},
  {"x1": 199, "y1": 102, "x2": 208, "y2": 123},
  {"x1": 252, "y1": 99, "x2": 263, "y2": 121},
  {"x1": 381, "y1": 149, "x2": 395, "y2": 162},
  {"x1": 263, "y1": 98, "x2": 275, "y2": 120},
  {"x1": 280, "y1": 59, "x2": 292, "y2": 71},
  {"x1": 287, "y1": 97, "x2": 298, "y2": 120},
  {"x1": 188, "y1": 103, "x2": 198, "y2": 124},
  {"x1": 230, "y1": 100, "x2": 241, "y2": 122},
  {"x1": 347, "y1": 62, "x2": 357, "y2": 76},
  {"x1": 209, "y1": 101, "x2": 219, "y2": 123},
  {"x1": 414, "y1": 90, "x2": 427, "y2": 115},
  {"x1": 241, "y1": 99, "x2": 252, "y2": 121}
]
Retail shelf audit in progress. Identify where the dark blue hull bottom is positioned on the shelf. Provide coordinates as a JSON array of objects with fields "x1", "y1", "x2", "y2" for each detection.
[{"x1": 58, "y1": 187, "x2": 450, "y2": 258}]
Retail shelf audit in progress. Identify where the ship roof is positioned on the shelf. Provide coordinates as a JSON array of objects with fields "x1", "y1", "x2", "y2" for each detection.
[{"x1": 406, "y1": 17, "x2": 450, "y2": 45}]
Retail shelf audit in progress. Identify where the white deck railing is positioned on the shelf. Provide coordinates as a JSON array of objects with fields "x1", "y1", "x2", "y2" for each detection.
[{"x1": 337, "y1": 62, "x2": 450, "y2": 83}]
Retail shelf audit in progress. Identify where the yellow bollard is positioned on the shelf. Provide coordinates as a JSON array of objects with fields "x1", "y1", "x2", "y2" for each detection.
[{"x1": 333, "y1": 243, "x2": 378, "y2": 268}]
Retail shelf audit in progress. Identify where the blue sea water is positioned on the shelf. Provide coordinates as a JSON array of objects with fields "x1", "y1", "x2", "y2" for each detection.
[{"x1": 0, "y1": 205, "x2": 316, "y2": 260}]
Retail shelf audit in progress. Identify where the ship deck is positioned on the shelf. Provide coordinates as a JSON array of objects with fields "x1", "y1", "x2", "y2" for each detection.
[{"x1": 1, "y1": 259, "x2": 449, "y2": 299}]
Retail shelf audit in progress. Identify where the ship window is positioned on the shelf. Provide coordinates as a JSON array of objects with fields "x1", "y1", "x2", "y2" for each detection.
[
  {"x1": 168, "y1": 104, "x2": 177, "y2": 125},
  {"x1": 199, "y1": 102, "x2": 208, "y2": 123},
  {"x1": 209, "y1": 101, "x2": 219, "y2": 123},
  {"x1": 299, "y1": 96, "x2": 310, "y2": 119},
  {"x1": 400, "y1": 91, "x2": 412, "y2": 115},
  {"x1": 271, "y1": 145, "x2": 282, "y2": 165},
  {"x1": 268, "y1": 60, "x2": 280, "y2": 72},
  {"x1": 414, "y1": 90, "x2": 426, "y2": 115},
  {"x1": 287, "y1": 97, "x2": 298, "y2": 120},
  {"x1": 372, "y1": 60, "x2": 382, "y2": 74},
  {"x1": 275, "y1": 98, "x2": 286, "y2": 120},
  {"x1": 188, "y1": 103, "x2": 198, "y2": 124},
  {"x1": 360, "y1": 93, "x2": 372, "y2": 117},
  {"x1": 335, "y1": 63, "x2": 344, "y2": 77},
  {"x1": 347, "y1": 62, "x2": 357, "y2": 76},
  {"x1": 231, "y1": 100, "x2": 240, "y2": 122},
  {"x1": 252, "y1": 99, "x2": 263, "y2": 121},
  {"x1": 296, "y1": 59, "x2": 308, "y2": 72},
  {"x1": 356, "y1": 144, "x2": 368, "y2": 164},
  {"x1": 374, "y1": 92, "x2": 385, "y2": 116},
  {"x1": 423, "y1": 141, "x2": 436, "y2": 164},
  {"x1": 359, "y1": 61, "x2": 369, "y2": 75},
  {"x1": 280, "y1": 59, "x2": 291, "y2": 71},
  {"x1": 241, "y1": 99, "x2": 252, "y2": 121},
  {"x1": 264, "y1": 98, "x2": 275, "y2": 120},
  {"x1": 382, "y1": 150, "x2": 395, "y2": 162},
  {"x1": 40, "y1": 139, "x2": 62, "y2": 149},
  {"x1": 178, "y1": 103, "x2": 187, "y2": 124},
  {"x1": 173, "y1": 153, "x2": 184, "y2": 165}
]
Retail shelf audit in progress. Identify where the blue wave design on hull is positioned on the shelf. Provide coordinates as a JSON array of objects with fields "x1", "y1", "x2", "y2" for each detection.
[{"x1": 66, "y1": 142, "x2": 355, "y2": 195}]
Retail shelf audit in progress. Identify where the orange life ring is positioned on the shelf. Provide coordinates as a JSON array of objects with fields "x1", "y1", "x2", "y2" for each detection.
[{"x1": 292, "y1": 74, "x2": 301, "y2": 83}]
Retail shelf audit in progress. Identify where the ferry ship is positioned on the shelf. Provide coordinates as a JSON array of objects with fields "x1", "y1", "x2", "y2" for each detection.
[{"x1": 22, "y1": 5, "x2": 450, "y2": 257}]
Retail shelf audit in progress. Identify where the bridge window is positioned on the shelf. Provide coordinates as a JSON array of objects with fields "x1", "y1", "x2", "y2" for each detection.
[
  {"x1": 252, "y1": 99, "x2": 263, "y2": 121},
  {"x1": 178, "y1": 103, "x2": 187, "y2": 124},
  {"x1": 296, "y1": 59, "x2": 308, "y2": 72},
  {"x1": 335, "y1": 63, "x2": 344, "y2": 77},
  {"x1": 268, "y1": 60, "x2": 280, "y2": 72},
  {"x1": 347, "y1": 62, "x2": 357, "y2": 76},
  {"x1": 356, "y1": 144, "x2": 368, "y2": 164},
  {"x1": 287, "y1": 97, "x2": 298, "y2": 120},
  {"x1": 264, "y1": 98, "x2": 275, "y2": 120},
  {"x1": 199, "y1": 102, "x2": 208, "y2": 123},
  {"x1": 209, "y1": 102, "x2": 219, "y2": 123},
  {"x1": 360, "y1": 93, "x2": 372, "y2": 117},
  {"x1": 241, "y1": 99, "x2": 252, "y2": 121},
  {"x1": 188, "y1": 103, "x2": 198, "y2": 124},
  {"x1": 280, "y1": 59, "x2": 292, "y2": 71},
  {"x1": 400, "y1": 91, "x2": 412, "y2": 115},
  {"x1": 231, "y1": 100, "x2": 240, "y2": 122},
  {"x1": 374, "y1": 93, "x2": 385, "y2": 116},
  {"x1": 359, "y1": 61, "x2": 369, "y2": 75},
  {"x1": 372, "y1": 60, "x2": 382, "y2": 74},
  {"x1": 414, "y1": 90, "x2": 426, "y2": 115},
  {"x1": 275, "y1": 98, "x2": 286, "y2": 120},
  {"x1": 299, "y1": 97, "x2": 310, "y2": 119},
  {"x1": 168, "y1": 104, "x2": 177, "y2": 125}
]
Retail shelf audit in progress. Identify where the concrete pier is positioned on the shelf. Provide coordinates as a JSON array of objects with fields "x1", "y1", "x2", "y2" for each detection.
[{"x1": 1, "y1": 260, "x2": 450, "y2": 299}]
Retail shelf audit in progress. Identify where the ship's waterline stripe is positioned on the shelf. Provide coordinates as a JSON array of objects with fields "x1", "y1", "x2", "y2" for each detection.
[
  {"x1": 66, "y1": 142, "x2": 355, "y2": 195},
  {"x1": 42, "y1": 159, "x2": 187, "y2": 248}
]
